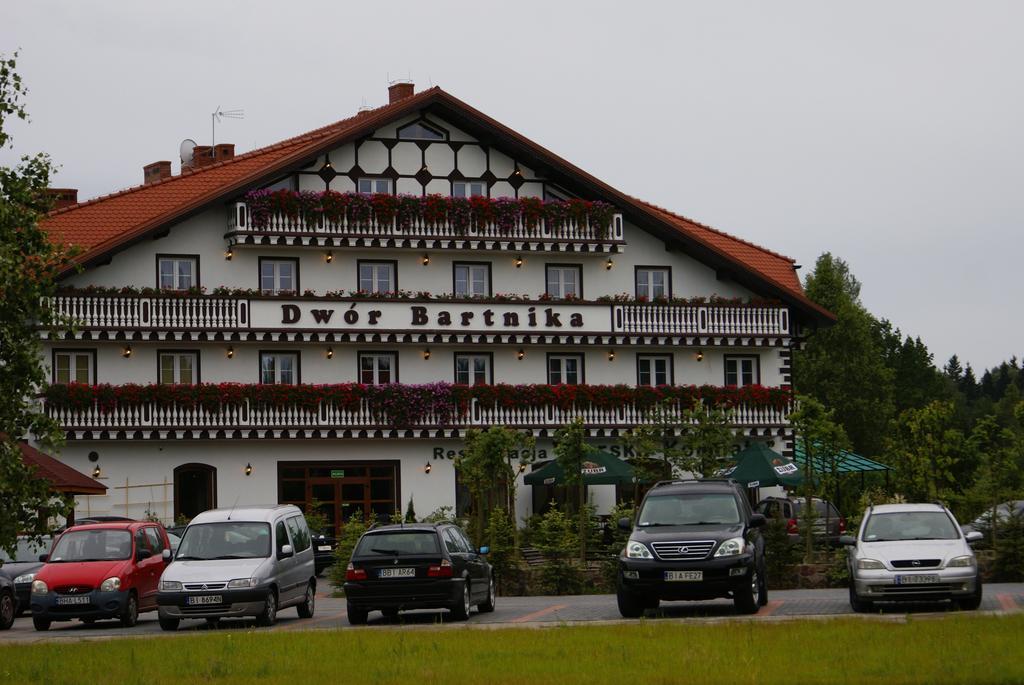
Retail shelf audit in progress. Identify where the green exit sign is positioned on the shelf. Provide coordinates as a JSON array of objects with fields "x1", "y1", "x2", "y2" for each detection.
[{"x1": 330, "y1": 469, "x2": 345, "y2": 479}]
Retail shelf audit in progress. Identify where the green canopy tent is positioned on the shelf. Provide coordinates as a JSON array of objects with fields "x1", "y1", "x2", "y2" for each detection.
[
  {"x1": 792, "y1": 440, "x2": 891, "y2": 504},
  {"x1": 524, "y1": 451, "x2": 635, "y2": 486},
  {"x1": 722, "y1": 442, "x2": 804, "y2": 489}
]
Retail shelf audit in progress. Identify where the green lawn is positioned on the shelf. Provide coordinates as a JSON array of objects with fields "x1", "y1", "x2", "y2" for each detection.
[{"x1": 3, "y1": 615, "x2": 1024, "y2": 685}]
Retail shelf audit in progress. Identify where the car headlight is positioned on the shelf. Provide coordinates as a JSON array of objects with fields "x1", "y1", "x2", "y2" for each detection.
[
  {"x1": 856, "y1": 558, "x2": 885, "y2": 570},
  {"x1": 31, "y1": 579, "x2": 48, "y2": 595},
  {"x1": 947, "y1": 555, "x2": 976, "y2": 568},
  {"x1": 625, "y1": 541, "x2": 652, "y2": 559},
  {"x1": 99, "y1": 577, "x2": 121, "y2": 592},
  {"x1": 227, "y1": 577, "x2": 258, "y2": 589},
  {"x1": 159, "y1": 580, "x2": 182, "y2": 591},
  {"x1": 713, "y1": 537, "x2": 747, "y2": 557},
  {"x1": 13, "y1": 573, "x2": 35, "y2": 584}
]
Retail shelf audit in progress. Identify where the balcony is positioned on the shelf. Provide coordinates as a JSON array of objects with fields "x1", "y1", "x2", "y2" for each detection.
[
  {"x1": 44, "y1": 382, "x2": 793, "y2": 440},
  {"x1": 226, "y1": 192, "x2": 625, "y2": 253},
  {"x1": 44, "y1": 293, "x2": 792, "y2": 343}
]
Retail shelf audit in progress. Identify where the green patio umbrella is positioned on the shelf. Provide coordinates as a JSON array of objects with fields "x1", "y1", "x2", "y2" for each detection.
[
  {"x1": 524, "y1": 451, "x2": 635, "y2": 486},
  {"x1": 722, "y1": 442, "x2": 804, "y2": 488}
]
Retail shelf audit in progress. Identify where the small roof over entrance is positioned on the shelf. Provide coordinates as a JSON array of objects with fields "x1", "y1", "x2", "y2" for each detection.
[
  {"x1": 793, "y1": 441, "x2": 890, "y2": 474},
  {"x1": 18, "y1": 442, "x2": 107, "y2": 495},
  {"x1": 524, "y1": 451, "x2": 635, "y2": 486}
]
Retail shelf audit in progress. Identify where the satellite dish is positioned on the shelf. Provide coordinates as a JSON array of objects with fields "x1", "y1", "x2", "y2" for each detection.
[{"x1": 179, "y1": 138, "x2": 197, "y2": 165}]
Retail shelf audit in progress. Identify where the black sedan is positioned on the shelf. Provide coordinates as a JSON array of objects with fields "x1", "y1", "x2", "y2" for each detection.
[
  {"x1": 343, "y1": 523, "x2": 494, "y2": 624},
  {"x1": 0, "y1": 574, "x2": 13, "y2": 630},
  {"x1": 310, "y1": 531, "x2": 337, "y2": 576},
  {"x1": 0, "y1": 536, "x2": 52, "y2": 617}
]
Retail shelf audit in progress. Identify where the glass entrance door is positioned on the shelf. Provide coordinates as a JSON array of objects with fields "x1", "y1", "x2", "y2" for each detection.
[{"x1": 278, "y1": 462, "x2": 398, "y2": 536}]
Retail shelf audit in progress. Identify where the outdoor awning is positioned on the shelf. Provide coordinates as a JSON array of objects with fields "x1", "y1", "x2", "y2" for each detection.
[
  {"x1": 524, "y1": 451, "x2": 635, "y2": 486},
  {"x1": 18, "y1": 442, "x2": 107, "y2": 495},
  {"x1": 793, "y1": 441, "x2": 890, "y2": 474},
  {"x1": 722, "y1": 442, "x2": 803, "y2": 488}
]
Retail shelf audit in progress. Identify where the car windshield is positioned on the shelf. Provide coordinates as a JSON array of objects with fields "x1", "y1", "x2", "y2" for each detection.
[
  {"x1": 638, "y1": 493, "x2": 741, "y2": 526},
  {"x1": 49, "y1": 529, "x2": 132, "y2": 562},
  {"x1": 176, "y1": 522, "x2": 271, "y2": 560},
  {"x1": 355, "y1": 531, "x2": 440, "y2": 556},
  {"x1": 0, "y1": 537, "x2": 51, "y2": 563},
  {"x1": 863, "y1": 512, "x2": 959, "y2": 541}
]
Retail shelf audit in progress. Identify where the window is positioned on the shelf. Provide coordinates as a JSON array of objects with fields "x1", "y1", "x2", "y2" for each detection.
[
  {"x1": 157, "y1": 255, "x2": 198, "y2": 291},
  {"x1": 442, "y1": 529, "x2": 461, "y2": 553},
  {"x1": 724, "y1": 355, "x2": 759, "y2": 387},
  {"x1": 397, "y1": 121, "x2": 445, "y2": 141},
  {"x1": 275, "y1": 520, "x2": 290, "y2": 555},
  {"x1": 453, "y1": 262, "x2": 490, "y2": 297},
  {"x1": 635, "y1": 267, "x2": 671, "y2": 300},
  {"x1": 135, "y1": 529, "x2": 152, "y2": 555},
  {"x1": 260, "y1": 352, "x2": 299, "y2": 385},
  {"x1": 359, "y1": 352, "x2": 397, "y2": 385},
  {"x1": 452, "y1": 181, "x2": 486, "y2": 198},
  {"x1": 260, "y1": 258, "x2": 298, "y2": 295},
  {"x1": 454, "y1": 353, "x2": 492, "y2": 386},
  {"x1": 545, "y1": 264, "x2": 582, "y2": 298},
  {"x1": 358, "y1": 261, "x2": 396, "y2": 293},
  {"x1": 159, "y1": 351, "x2": 199, "y2": 385},
  {"x1": 53, "y1": 350, "x2": 94, "y2": 384},
  {"x1": 357, "y1": 178, "x2": 393, "y2": 194},
  {"x1": 285, "y1": 516, "x2": 311, "y2": 553},
  {"x1": 548, "y1": 354, "x2": 583, "y2": 385},
  {"x1": 637, "y1": 355, "x2": 673, "y2": 386},
  {"x1": 144, "y1": 527, "x2": 165, "y2": 554}
]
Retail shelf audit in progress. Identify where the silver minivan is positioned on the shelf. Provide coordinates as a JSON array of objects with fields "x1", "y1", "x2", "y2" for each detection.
[{"x1": 156, "y1": 504, "x2": 316, "y2": 630}]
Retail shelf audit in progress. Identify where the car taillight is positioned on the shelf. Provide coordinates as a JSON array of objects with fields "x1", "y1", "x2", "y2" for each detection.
[
  {"x1": 839, "y1": 517, "x2": 847, "y2": 533},
  {"x1": 428, "y1": 559, "x2": 453, "y2": 578},
  {"x1": 345, "y1": 563, "x2": 367, "y2": 581},
  {"x1": 787, "y1": 518, "x2": 799, "y2": 534}
]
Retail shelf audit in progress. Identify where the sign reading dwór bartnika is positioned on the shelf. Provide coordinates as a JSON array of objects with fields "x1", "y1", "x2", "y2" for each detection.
[{"x1": 249, "y1": 300, "x2": 602, "y2": 332}]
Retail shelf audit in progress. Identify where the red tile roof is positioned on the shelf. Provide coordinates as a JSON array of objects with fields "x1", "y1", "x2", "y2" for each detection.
[
  {"x1": 18, "y1": 442, "x2": 107, "y2": 495},
  {"x1": 41, "y1": 87, "x2": 832, "y2": 321}
]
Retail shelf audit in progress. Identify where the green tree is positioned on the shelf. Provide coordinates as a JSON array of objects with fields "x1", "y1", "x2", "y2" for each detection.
[
  {"x1": 404, "y1": 496, "x2": 417, "y2": 523},
  {"x1": 455, "y1": 426, "x2": 535, "y2": 546},
  {"x1": 619, "y1": 400, "x2": 685, "y2": 500},
  {"x1": 676, "y1": 405, "x2": 737, "y2": 477},
  {"x1": 967, "y1": 415, "x2": 1020, "y2": 546},
  {"x1": 884, "y1": 401, "x2": 965, "y2": 502},
  {"x1": 0, "y1": 52, "x2": 76, "y2": 554},
  {"x1": 554, "y1": 417, "x2": 597, "y2": 562}
]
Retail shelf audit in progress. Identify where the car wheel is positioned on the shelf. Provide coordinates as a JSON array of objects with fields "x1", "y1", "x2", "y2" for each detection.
[
  {"x1": 255, "y1": 590, "x2": 277, "y2": 627},
  {"x1": 849, "y1": 582, "x2": 873, "y2": 613},
  {"x1": 120, "y1": 593, "x2": 139, "y2": 628},
  {"x1": 734, "y1": 568, "x2": 760, "y2": 614},
  {"x1": 616, "y1": 586, "x2": 646, "y2": 618},
  {"x1": 958, "y1": 576, "x2": 983, "y2": 611},
  {"x1": 297, "y1": 583, "x2": 315, "y2": 619},
  {"x1": 477, "y1": 573, "x2": 496, "y2": 613},
  {"x1": 449, "y1": 580, "x2": 471, "y2": 621},
  {"x1": 0, "y1": 591, "x2": 14, "y2": 630},
  {"x1": 33, "y1": 616, "x2": 51, "y2": 631},
  {"x1": 158, "y1": 615, "x2": 180, "y2": 631},
  {"x1": 758, "y1": 563, "x2": 769, "y2": 607},
  {"x1": 346, "y1": 602, "x2": 368, "y2": 625}
]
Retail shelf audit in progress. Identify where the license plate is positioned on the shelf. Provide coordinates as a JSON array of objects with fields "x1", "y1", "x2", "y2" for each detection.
[
  {"x1": 186, "y1": 595, "x2": 223, "y2": 605},
  {"x1": 378, "y1": 567, "x2": 416, "y2": 579},
  {"x1": 56, "y1": 595, "x2": 89, "y2": 605},
  {"x1": 894, "y1": 574, "x2": 940, "y2": 585},
  {"x1": 664, "y1": 570, "x2": 703, "y2": 582},
  {"x1": 317, "y1": 545, "x2": 332, "y2": 552}
]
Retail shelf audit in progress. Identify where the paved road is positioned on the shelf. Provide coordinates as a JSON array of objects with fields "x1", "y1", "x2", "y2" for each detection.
[{"x1": 3, "y1": 583, "x2": 1022, "y2": 644}]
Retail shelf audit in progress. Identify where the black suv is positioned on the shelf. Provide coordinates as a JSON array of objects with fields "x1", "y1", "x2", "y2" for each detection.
[{"x1": 617, "y1": 479, "x2": 768, "y2": 616}]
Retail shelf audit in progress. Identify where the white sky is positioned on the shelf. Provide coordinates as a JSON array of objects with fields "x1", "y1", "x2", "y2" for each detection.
[{"x1": 3, "y1": 1, "x2": 1021, "y2": 372}]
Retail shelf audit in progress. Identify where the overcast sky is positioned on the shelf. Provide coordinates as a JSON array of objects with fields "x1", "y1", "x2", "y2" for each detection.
[{"x1": 3, "y1": 1, "x2": 1021, "y2": 372}]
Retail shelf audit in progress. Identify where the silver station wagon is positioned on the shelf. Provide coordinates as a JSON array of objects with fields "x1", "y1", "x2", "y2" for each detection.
[{"x1": 156, "y1": 504, "x2": 316, "y2": 630}]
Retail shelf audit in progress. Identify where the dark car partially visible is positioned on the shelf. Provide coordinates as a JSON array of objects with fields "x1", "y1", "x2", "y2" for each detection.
[{"x1": 0, "y1": 536, "x2": 52, "y2": 616}]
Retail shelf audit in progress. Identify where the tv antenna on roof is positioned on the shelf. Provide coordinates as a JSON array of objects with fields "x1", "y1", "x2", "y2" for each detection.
[{"x1": 211, "y1": 105, "x2": 244, "y2": 150}]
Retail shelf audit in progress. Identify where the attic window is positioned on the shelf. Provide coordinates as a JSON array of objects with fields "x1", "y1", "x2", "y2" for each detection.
[{"x1": 397, "y1": 121, "x2": 445, "y2": 141}]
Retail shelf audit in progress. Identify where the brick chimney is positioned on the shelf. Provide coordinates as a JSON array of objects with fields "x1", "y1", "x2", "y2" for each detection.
[
  {"x1": 388, "y1": 82, "x2": 414, "y2": 104},
  {"x1": 143, "y1": 161, "x2": 172, "y2": 185},
  {"x1": 214, "y1": 143, "x2": 235, "y2": 161},
  {"x1": 46, "y1": 188, "x2": 78, "y2": 210},
  {"x1": 191, "y1": 145, "x2": 214, "y2": 168}
]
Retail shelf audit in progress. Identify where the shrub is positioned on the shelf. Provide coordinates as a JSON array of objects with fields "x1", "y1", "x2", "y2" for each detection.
[
  {"x1": 991, "y1": 511, "x2": 1024, "y2": 582},
  {"x1": 328, "y1": 511, "x2": 375, "y2": 592},
  {"x1": 763, "y1": 518, "x2": 799, "y2": 589},
  {"x1": 532, "y1": 504, "x2": 584, "y2": 595},
  {"x1": 486, "y1": 507, "x2": 520, "y2": 594}
]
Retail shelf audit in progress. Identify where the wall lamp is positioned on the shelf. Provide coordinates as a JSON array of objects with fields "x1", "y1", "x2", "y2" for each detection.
[
  {"x1": 517, "y1": 349, "x2": 525, "y2": 361},
  {"x1": 326, "y1": 347, "x2": 334, "y2": 359},
  {"x1": 92, "y1": 464, "x2": 102, "y2": 478},
  {"x1": 122, "y1": 345, "x2": 132, "y2": 358},
  {"x1": 605, "y1": 258, "x2": 614, "y2": 270},
  {"x1": 696, "y1": 350, "x2": 704, "y2": 362},
  {"x1": 245, "y1": 462, "x2": 253, "y2": 476},
  {"x1": 422, "y1": 254, "x2": 430, "y2": 266},
  {"x1": 226, "y1": 346, "x2": 235, "y2": 359},
  {"x1": 224, "y1": 247, "x2": 233, "y2": 260},
  {"x1": 324, "y1": 250, "x2": 334, "y2": 263},
  {"x1": 423, "y1": 348, "x2": 431, "y2": 360},
  {"x1": 608, "y1": 349, "x2": 616, "y2": 361},
  {"x1": 424, "y1": 461, "x2": 432, "y2": 474},
  {"x1": 514, "y1": 256, "x2": 523, "y2": 268}
]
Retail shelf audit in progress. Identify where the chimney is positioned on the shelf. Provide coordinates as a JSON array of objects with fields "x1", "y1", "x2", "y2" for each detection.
[
  {"x1": 388, "y1": 82, "x2": 414, "y2": 104},
  {"x1": 191, "y1": 145, "x2": 214, "y2": 168},
  {"x1": 143, "y1": 161, "x2": 172, "y2": 185},
  {"x1": 46, "y1": 188, "x2": 78, "y2": 210},
  {"x1": 214, "y1": 143, "x2": 235, "y2": 161}
]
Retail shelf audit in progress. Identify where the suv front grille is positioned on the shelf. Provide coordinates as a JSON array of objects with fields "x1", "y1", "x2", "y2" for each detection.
[
  {"x1": 890, "y1": 559, "x2": 941, "y2": 569},
  {"x1": 183, "y1": 583, "x2": 227, "y2": 591},
  {"x1": 651, "y1": 540, "x2": 717, "y2": 561}
]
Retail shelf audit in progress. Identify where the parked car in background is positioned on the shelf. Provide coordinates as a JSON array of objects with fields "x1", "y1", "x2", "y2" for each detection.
[
  {"x1": 343, "y1": 523, "x2": 495, "y2": 625},
  {"x1": 0, "y1": 574, "x2": 14, "y2": 630},
  {"x1": 30, "y1": 522, "x2": 170, "y2": 630},
  {"x1": 0, "y1": 536, "x2": 52, "y2": 616},
  {"x1": 756, "y1": 496, "x2": 845, "y2": 546},
  {"x1": 156, "y1": 505, "x2": 316, "y2": 630},
  {"x1": 842, "y1": 502, "x2": 983, "y2": 612},
  {"x1": 961, "y1": 500, "x2": 1024, "y2": 537},
  {"x1": 310, "y1": 530, "x2": 337, "y2": 576}
]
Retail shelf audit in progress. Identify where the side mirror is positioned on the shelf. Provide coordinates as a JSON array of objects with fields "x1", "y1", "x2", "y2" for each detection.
[
  {"x1": 39, "y1": 554, "x2": 49, "y2": 563},
  {"x1": 161, "y1": 549, "x2": 172, "y2": 562},
  {"x1": 749, "y1": 513, "x2": 767, "y2": 528},
  {"x1": 279, "y1": 544, "x2": 294, "y2": 558},
  {"x1": 136, "y1": 549, "x2": 153, "y2": 561},
  {"x1": 617, "y1": 517, "x2": 632, "y2": 532},
  {"x1": 839, "y1": 535, "x2": 857, "y2": 546},
  {"x1": 478, "y1": 546, "x2": 490, "y2": 555},
  {"x1": 965, "y1": 531, "x2": 983, "y2": 543}
]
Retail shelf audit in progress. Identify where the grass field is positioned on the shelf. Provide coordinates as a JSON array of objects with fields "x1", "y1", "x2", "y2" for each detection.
[{"x1": 3, "y1": 614, "x2": 1023, "y2": 685}]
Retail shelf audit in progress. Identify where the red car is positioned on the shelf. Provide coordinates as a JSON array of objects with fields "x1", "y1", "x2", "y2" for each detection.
[{"x1": 30, "y1": 521, "x2": 170, "y2": 631}]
